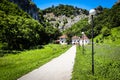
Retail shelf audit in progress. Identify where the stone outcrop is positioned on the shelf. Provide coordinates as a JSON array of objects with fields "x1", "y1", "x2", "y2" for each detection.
[
  {"x1": 44, "y1": 13, "x2": 88, "y2": 31},
  {"x1": 9, "y1": 0, "x2": 40, "y2": 20}
]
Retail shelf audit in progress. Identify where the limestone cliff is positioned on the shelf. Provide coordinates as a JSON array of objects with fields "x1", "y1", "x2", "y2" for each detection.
[{"x1": 9, "y1": 0, "x2": 40, "y2": 21}]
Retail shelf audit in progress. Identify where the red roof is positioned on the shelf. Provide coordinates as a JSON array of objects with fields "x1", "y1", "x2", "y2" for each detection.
[
  {"x1": 81, "y1": 34, "x2": 89, "y2": 40},
  {"x1": 59, "y1": 35, "x2": 67, "y2": 38},
  {"x1": 72, "y1": 36, "x2": 80, "y2": 39}
]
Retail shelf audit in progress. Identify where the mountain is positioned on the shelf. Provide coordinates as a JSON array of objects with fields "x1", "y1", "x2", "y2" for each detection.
[
  {"x1": 42, "y1": 4, "x2": 88, "y2": 31},
  {"x1": 8, "y1": 0, "x2": 89, "y2": 31},
  {"x1": 1, "y1": 0, "x2": 119, "y2": 50},
  {"x1": 43, "y1": 4, "x2": 89, "y2": 16},
  {"x1": 64, "y1": 3, "x2": 120, "y2": 44}
]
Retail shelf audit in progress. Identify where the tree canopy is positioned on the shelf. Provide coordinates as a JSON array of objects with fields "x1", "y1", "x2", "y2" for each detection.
[
  {"x1": 0, "y1": 0, "x2": 61, "y2": 50},
  {"x1": 64, "y1": 3, "x2": 120, "y2": 42},
  {"x1": 43, "y1": 4, "x2": 89, "y2": 17}
]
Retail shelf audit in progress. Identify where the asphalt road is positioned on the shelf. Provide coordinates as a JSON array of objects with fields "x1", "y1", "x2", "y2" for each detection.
[{"x1": 18, "y1": 45, "x2": 76, "y2": 80}]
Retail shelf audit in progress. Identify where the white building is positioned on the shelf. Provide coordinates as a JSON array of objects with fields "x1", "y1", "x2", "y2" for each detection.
[
  {"x1": 59, "y1": 35, "x2": 67, "y2": 45},
  {"x1": 79, "y1": 33, "x2": 90, "y2": 46},
  {"x1": 58, "y1": 33, "x2": 89, "y2": 45},
  {"x1": 72, "y1": 36, "x2": 80, "y2": 45},
  {"x1": 71, "y1": 33, "x2": 90, "y2": 46}
]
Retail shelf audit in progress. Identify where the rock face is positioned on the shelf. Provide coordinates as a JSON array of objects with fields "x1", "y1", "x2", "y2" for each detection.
[
  {"x1": 9, "y1": 0, "x2": 40, "y2": 20},
  {"x1": 118, "y1": 0, "x2": 120, "y2": 3},
  {"x1": 44, "y1": 13, "x2": 88, "y2": 31},
  {"x1": 42, "y1": 4, "x2": 89, "y2": 31},
  {"x1": 8, "y1": 0, "x2": 88, "y2": 31}
]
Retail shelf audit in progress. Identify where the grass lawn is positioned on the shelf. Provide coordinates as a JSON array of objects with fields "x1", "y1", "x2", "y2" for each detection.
[
  {"x1": 72, "y1": 44, "x2": 120, "y2": 80},
  {"x1": 0, "y1": 44, "x2": 71, "y2": 80}
]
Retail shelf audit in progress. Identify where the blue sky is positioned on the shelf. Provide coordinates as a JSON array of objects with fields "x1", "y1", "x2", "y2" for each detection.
[{"x1": 33, "y1": 0, "x2": 117, "y2": 10}]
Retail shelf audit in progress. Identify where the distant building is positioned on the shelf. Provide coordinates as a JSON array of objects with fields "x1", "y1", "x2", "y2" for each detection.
[
  {"x1": 58, "y1": 33, "x2": 89, "y2": 45},
  {"x1": 59, "y1": 35, "x2": 68, "y2": 45},
  {"x1": 72, "y1": 36, "x2": 80, "y2": 45},
  {"x1": 72, "y1": 33, "x2": 90, "y2": 46},
  {"x1": 80, "y1": 33, "x2": 90, "y2": 46}
]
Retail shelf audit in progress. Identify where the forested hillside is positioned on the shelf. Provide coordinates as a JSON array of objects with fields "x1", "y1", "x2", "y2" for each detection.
[
  {"x1": 43, "y1": 4, "x2": 89, "y2": 17},
  {"x1": 63, "y1": 18, "x2": 88, "y2": 37},
  {"x1": 64, "y1": 3, "x2": 120, "y2": 44},
  {"x1": 0, "y1": 0, "x2": 119, "y2": 50},
  {"x1": 43, "y1": 4, "x2": 88, "y2": 31},
  {"x1": 0, "y1": 0, "x2": 61, "y2": 50},
  {"x1": 9, "y1": 0, "x2": 45, "y2": 23},
  {"x1": 94, "y1": 3, "x2": 120, "y2": 43}
]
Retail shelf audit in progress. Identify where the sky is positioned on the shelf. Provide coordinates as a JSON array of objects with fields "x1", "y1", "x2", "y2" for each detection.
[{"x1": 33, "y1": 0, "x2": 117, "y2": 10}]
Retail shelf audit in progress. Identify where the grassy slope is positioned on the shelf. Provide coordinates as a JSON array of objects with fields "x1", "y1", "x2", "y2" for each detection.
[
  {"x1": 72, "y1": 44, "x2": 120, "y2": 80},
  {"x1": 0, "y1": 44, "x2": 71, "y2": 80},
  {"x1": 94, "y1": 27, "x2": 120, "y2": 45}
]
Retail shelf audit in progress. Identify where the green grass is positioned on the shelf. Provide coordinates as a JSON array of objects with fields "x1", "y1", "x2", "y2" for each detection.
[
  {"x1": 94, "y1": 27, "x2": 120, "y2": 45},
  {"x1": 72, "y1": 44, "x2": 120, "y2": 80},
  {"x1": 0, "y1": 44, "x2": 71, "y2": 80}
]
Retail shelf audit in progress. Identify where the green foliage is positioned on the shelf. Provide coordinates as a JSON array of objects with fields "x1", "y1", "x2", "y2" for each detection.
[
  {"x1": 101, "y1": 27, "x2": 111, "y2": 37},
  {"x1": 0, "y1": 0, "x2": 30, "y2": 18},
  {"x1": 109, "y1": 3, "x2": 120, "y2": 27},
  {"x1": 0, "y1": 44, "x2": 71, "y2": 80},
  {"x1": 43, "y1": 4, "x2": 88, "y2": 17},
  {"x1": 0, "y1": 13, "x2": 45, "y2": 50},
  {"x1": 63, "y1": 18, "x2": 91, "y2": 43},
  {"x1": 95, "y1": 27, "x2": 120, "y2": 44},
  {"x1": 72, "y1": 44, "x2": 120, "y2": 80},
  {"x1": 93, "y1": 3, "x2": 120, "y2": 38},
  {"x1": 88, "y1": 4, "x2": 119, "y2": 38},
  {"x1": 64, "y1": 18, "x2": 89, "y2": 39},
  {"x1": 45, "y1": 26, "x2": 61, "y2": 42},
  {"x1": 64, "y1": 3, "x2": 120, "y2": 42},
  {"x1": 0, "y1": 0, "x2": 61, "y2": 50}
]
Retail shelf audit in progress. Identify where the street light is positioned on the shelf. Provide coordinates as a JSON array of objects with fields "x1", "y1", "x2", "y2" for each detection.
[
  {"x1": 82, "y1": 32, "x2": 84, "y2": 54},
  {"x1": 89, "y1": 9, "x2": 96, "y2": 75}
]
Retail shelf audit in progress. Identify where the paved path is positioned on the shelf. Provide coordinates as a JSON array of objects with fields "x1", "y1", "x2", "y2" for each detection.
[{"x1": 18, "y1": 45, "x2": 76, "y2": 80}]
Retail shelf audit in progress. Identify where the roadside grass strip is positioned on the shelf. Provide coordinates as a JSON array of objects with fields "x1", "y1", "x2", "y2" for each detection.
[
  {"x1": 0, "y1": 44, "x2": 71, "y2": 80},
  {"x1": 72, "y1": 44, "x2": 120, "y2": 80}
]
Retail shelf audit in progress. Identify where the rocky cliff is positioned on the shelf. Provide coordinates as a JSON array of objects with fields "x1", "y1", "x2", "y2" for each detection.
[
  {"x1": 8, "y1": 1, "x2": 88, "y2": 31},
  {"x1": 9, "y1": 0, "x2": 40, "y2": 21},
  {"x1": 44, "y1": 13, "x2": 87, "y2": 31},
  {"x1": 42, "y1": 5, "x2": 89, "y2": 31}
]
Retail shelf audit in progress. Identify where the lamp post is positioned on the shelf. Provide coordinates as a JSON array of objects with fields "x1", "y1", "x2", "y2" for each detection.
[
  {"x1": 89, "y1": 9, "x2": 96, "y2": 75},
  {"x1": 82, "y1": 32, "x2": 84, "y2": 54}
]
